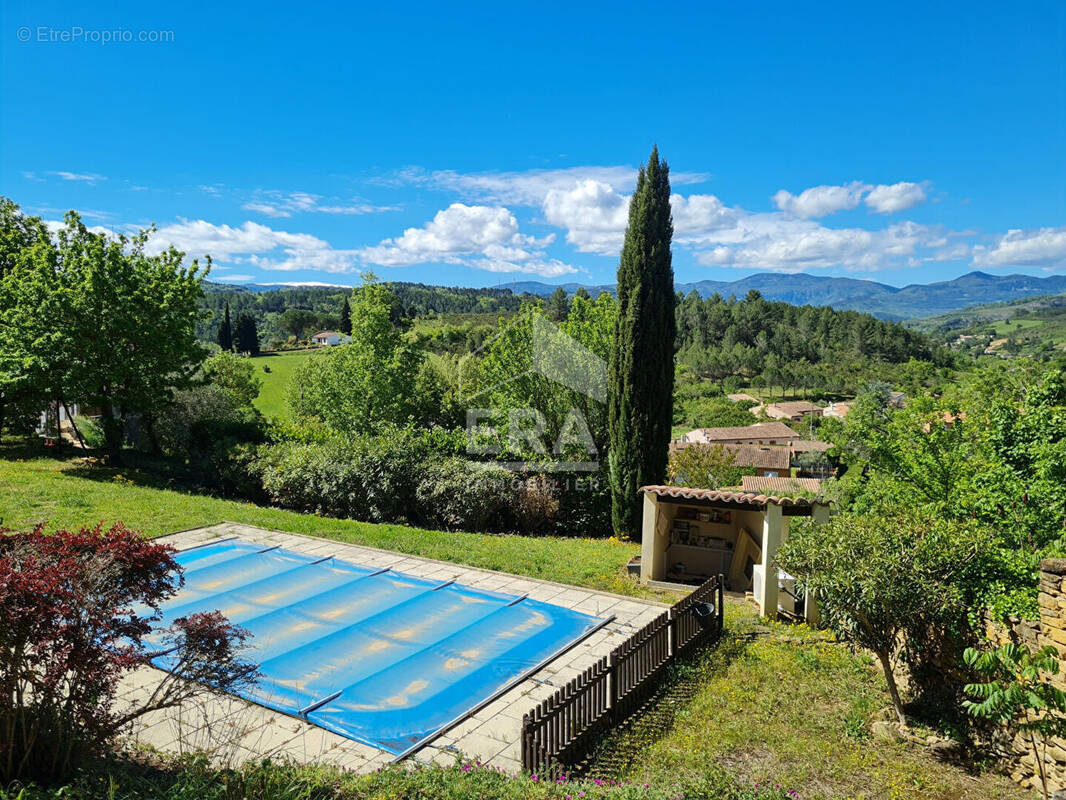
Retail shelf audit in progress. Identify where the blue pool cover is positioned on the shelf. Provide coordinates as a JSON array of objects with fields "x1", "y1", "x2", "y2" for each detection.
[{"x1": 148, "y1": 539, "x2": 605, "y2": 754}]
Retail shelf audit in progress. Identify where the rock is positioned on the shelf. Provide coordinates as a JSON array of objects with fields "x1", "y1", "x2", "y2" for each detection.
[
  {"x1": 871, "y1": 720, "x2": 903, "y2": 742},
  {"x1": 929, "y1": 739, "x2": 961, "y2": 759}
]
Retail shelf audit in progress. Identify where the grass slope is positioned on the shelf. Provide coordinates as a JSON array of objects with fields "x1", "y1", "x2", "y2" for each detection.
[
  {"x1": 596, "y1": 603, "x2": 1029, "y2": 800},
  {"x1": 0, "y1": 448, "x2": 646, "y2": 598},
  {"x1": 249, "y1": 349, "x2": 320, "y2": 420}
]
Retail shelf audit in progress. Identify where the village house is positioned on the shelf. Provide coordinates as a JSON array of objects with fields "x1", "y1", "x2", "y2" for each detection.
[
  {"x1": 310, "y1": 330, "x2": 350, "y2": 346},
  {"x1": 823, "y1": 401, "x2": 851, "y2": 418},
  {"x1": 761, "y1": 400, "x2": 822, "y2": 423},
  {"x1": 680, "y1": 421, "x2": 801, "y2": 446}
]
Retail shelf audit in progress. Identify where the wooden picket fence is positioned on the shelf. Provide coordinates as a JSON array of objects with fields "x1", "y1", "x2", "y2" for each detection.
[{"x1": 521, "y1": 574, "x2": 724, "y2": 777}]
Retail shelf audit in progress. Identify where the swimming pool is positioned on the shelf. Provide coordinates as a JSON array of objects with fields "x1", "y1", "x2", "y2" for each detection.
[{"x1": 148, "y1": 539, "x2": 607, "y2": 755}]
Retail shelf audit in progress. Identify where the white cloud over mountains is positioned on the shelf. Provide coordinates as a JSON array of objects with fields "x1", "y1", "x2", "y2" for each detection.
[
  {"x1": 973, "y1": 227, "x2": 1066, "y2": 269},
  {"x1": 356, "y1": 203, "x2": 576, "y2": 277},
  {"x1": 148, "y1": 220, "x2": 361, "y2": 273},
  {"x1": 41, "y1": 163, "x2": 1062, "y2": 278}
]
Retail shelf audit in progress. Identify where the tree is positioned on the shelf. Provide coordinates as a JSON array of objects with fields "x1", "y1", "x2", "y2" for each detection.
[
  {"x1": 339, "y1": 295, "x2": 352, "y2": 335},
  {"x1": 0, "y1": 523, "x2": 256, "y2": 783},
  {"x1": 0, "y1": 199, "x2": 56, "y2": 440},
  {"x1": 608, "y1": 146, "x2": 675, "y2": 537},
  {"x1": 288, "y1": 280, "x2": 423, "y2": 435},
  {"x1": 963, "y1": 643, "x2": 1066, "y2": 800},
  {"x1": 2, "y1": 212, "x2": 207, "y2": 464},
  {"x1": 202, "y1": 350, "x2": 261, "y2": 408},
  {"x1": 278, "y1": 308, "x2": 318, "y2": 341},
  {"x1": 216, "y1": 301, "x2": 233, "y2": 351},
  {"x1": 667, "y1": 444, "x2": 752, "y2": 489},
  {"x1": 547, "y1": 287, "x2": 570, "y2": 322},
  {"x1": 777, "y1": 512, "x2": 994, "y2": 724},
  {"x1": 234, "y1": 312, "x2": 260, "y2": 355}
]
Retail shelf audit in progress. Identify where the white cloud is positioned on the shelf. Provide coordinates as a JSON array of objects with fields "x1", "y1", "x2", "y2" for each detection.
[
  {"x1": 357, "y1": 203, "x2": 576, "y2": 278},
  {"x1": 973, "y1": 227, "x2": 1066, "y2": 268},
  {"x1": 865, "y1": 181, "x2": 928, "y2": 214},
  {"x1": 693, "y1": 220, "x2": 939, "y2": 272},
  {"x1": 48, "y1": 171, "x2": 106, "y2": 184},
  {"x1": 773, "y1": 181, "x2": 869, "y2": 219},
  {"x1": 214, "y1": 274, "x2": 256, "y2": 282},
  {"x1": 542, "y1": 180, "x2": 630, "y2": 255},
  {"x1": 148, "y1": 219, "x2": 361, "y2": 273},
  {"x1": 393, "y1": 165, "x2": 709, "y2": 206},
  {"x1": 242, "y1": 190, "x2": 398, "y2": 218}
]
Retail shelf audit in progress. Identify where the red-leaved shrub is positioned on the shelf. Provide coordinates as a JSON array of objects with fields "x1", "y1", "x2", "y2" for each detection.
[{"x1": 0, "y1": 523, "x2": 257, "y2": 784}]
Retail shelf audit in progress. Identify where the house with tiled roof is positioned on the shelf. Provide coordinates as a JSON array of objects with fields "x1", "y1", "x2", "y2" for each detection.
[{"x1": 679, "y1": 422, "x2": 800, "y2": 446}]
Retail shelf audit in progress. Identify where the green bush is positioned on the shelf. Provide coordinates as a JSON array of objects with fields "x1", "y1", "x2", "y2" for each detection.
[
  {"x1": 154, "y1": 385, "x2": 264, "y2": 464},
  {"x1": 72, "y1": 416, "x2": 106, "y2": 449},
  {"x1": 251, "y1": 427, "x2": 610, "y2": 536}
]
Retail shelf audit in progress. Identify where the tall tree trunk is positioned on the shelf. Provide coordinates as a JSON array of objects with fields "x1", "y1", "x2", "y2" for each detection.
[
  {"x1": 61, "y1": 399, "x2": 87, "y2": 450},
  {"x1": 876, "y1": 649, "x2": 906, "y2": 725},
  {"x1": 100, "y1": 401, "x2": 123, "y2": 466}
]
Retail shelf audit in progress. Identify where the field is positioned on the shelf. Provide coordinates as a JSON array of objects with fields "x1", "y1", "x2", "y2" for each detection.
[{"x1": 249, "y1": 349, "x2": 321, "y2": 420}]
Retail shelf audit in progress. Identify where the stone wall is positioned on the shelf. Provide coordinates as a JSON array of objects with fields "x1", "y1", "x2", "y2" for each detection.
[{"x1": 987, "y1": 558, "x2": 1066, "y2": 795}]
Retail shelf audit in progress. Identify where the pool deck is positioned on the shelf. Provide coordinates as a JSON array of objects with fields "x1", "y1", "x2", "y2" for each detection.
[{"x1": 117, "y1": 522, "x2": 669, "y2": 775}]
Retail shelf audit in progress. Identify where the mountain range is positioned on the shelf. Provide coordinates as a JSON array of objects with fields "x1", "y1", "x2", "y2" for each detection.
[{"x1": 500, "y1": 272, "x2": 1066, "y2": 320}]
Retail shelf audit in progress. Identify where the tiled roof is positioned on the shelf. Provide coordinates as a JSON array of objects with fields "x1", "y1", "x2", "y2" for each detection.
[
  {"x1": 312, "y1": 330, "x2": 342, "y2": 337},
  {"x1": 686, "y1": 422, "x2": 801, "y2": 441},
  {"x1": 669, "y1": 441, "x2": 791, "y2": 470},
  {"x1": 641, "y1": 484, "x2": 820, "y2": 507},
  {"x1": 741, "y1": 476, "x2": 823, "y2": 494},
  {"x1": 788, "y1": 439, "x2": 831, "y2": 453},
  {"x1": 766, "y1": 401, "x2": 821, "y2": 415}
]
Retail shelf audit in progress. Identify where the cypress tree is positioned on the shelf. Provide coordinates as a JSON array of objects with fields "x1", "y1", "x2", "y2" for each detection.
[
  {"x1": 608, "y1": 146, "x2": 675, "y2": 538},
  {"x1": 234, "y1": 312, "x2": 260, "y2": 356},
  {"x1": 340, "y1": 295, "x2": 352, "y2": 335},
  {"x1": 547, "y1": 286, "x2": 570, "y2": 322},
  {"x1": 216, "y1": 302, "x2": 233, "y2": 351}
]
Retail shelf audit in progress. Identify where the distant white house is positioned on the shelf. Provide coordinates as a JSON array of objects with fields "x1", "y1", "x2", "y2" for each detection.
[{"x1": 310, "y1": 330, "x2": 350, "y2": 346}]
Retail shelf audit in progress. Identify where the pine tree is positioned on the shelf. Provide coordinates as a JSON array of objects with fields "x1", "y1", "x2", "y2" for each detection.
[
  {"x1": 547, "y1": 286, "x2": 570, "y2": 322},
  {"x1": 216, "y1": 301, "x2": 233, "y2": 351},
  {"x1": 340, "y1": 295, "x2": 352, "y2": 335},
  {"x1": 608, "y1": 146, "x2": 675, "y2": 538},
  {"x1": 234, "y1": 312, "x2": 260, "y2": 356}
]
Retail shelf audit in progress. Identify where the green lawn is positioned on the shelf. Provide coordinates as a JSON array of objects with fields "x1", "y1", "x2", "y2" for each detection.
[
  {"x1": 250, "y1": 349, "x2": 321, "y2": 420},
  {"x1": 0, "y1": 448, "x2": 650, "y2": 598}
]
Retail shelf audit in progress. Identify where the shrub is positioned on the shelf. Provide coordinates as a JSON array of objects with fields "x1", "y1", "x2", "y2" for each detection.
[
  {"x1": 0, "y1": 523, "x2": 256, "y2": 784},
  {"x1": 72, "y1": 415, "x2": 106, "y2": 449},
  {"x1": 202, "y1": 350, "x2": 262, "y2": 408},
  {"x1": 154, "y1": 385, "x2": 264, "y2": 465},
  {"x1": 777, "y1": 511, "x2": 996, "y2": 723},
  {"x1": 416, "y1": 458, "x2": 513, "y2": 531}
]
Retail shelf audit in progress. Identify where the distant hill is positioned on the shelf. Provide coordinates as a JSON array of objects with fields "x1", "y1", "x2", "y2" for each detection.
[
  {"x1": 505, "y1": 271, "x2": 1066, "y2": 320},
  {"x1": 910, "y1": 292, "x2": 1066, "y2": 357}
]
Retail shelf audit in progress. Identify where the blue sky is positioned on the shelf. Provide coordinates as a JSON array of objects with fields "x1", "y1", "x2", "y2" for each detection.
[{"x1": 2, "y1": 1, "x2": 1064, "y2": 288}]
